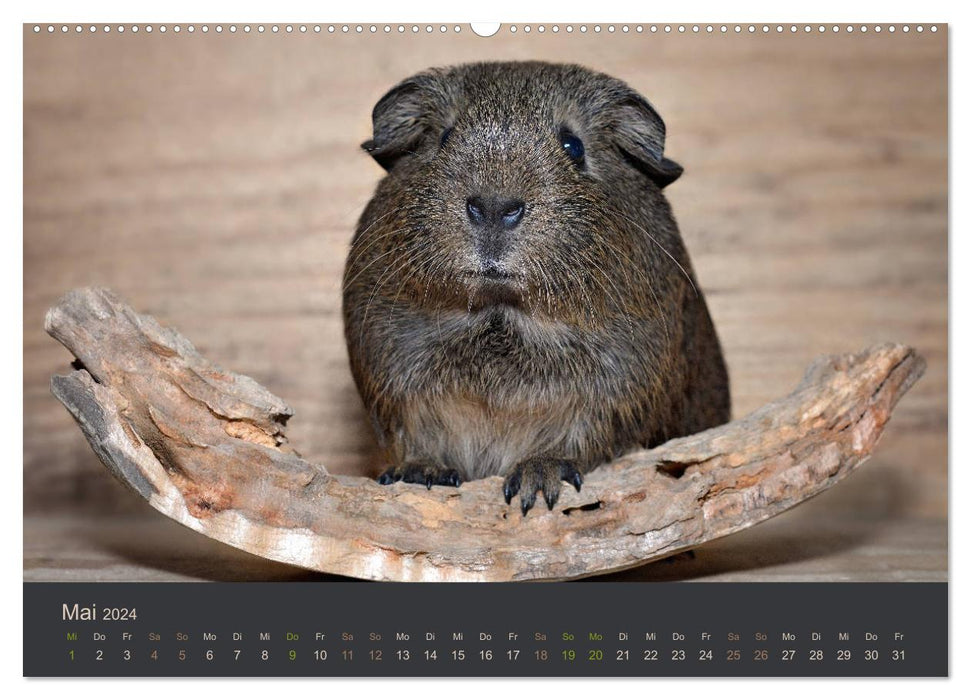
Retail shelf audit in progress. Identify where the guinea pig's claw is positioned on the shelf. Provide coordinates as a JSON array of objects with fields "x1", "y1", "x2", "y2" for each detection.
[
  {"x1": 377, "y1": 468, "x2": 398, "y2": 485},
  {"x1": 503, "y1": 473, "x2": 521, "y2": 504},
  {"x1": 504, "y1": 458, "x2": 582, "y2": 517},
  {"x1": 560, "y1": 462, "x2": 583, "y2": 493},
  {"x1": 377, "y1": 463, "x2": 463, "y2": 490},
  {"x1": 520, "y1": 491, "x2": 537, "y2": 516}
]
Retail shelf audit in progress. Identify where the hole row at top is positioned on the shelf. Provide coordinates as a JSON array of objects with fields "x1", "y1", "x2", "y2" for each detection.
[{"x1": 31, "y1": 23, "x2": 940, "y2": 35}]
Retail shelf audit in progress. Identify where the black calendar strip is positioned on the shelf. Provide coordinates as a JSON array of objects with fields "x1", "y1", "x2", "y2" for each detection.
[{"x1": 24, "y1": 582, "x2": 947, "y2": 677}]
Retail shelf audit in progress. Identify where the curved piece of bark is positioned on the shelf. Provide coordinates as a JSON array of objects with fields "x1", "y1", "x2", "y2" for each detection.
[{"x1": 46, "y1": 287, "x2": 925, "y2": 582}]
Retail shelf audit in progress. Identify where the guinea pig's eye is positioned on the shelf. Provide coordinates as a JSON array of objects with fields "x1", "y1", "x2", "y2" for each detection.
[
  {"x1": 440, "y1": 127, "x2": 454, "y2": 150},
  {"x1": 559, "y1": 128, "x2": 585, "y2": 167}
]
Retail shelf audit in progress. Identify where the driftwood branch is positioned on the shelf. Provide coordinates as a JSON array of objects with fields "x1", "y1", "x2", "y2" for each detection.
[{"x1": 46, "y1": 288, "x2": 925, "y2": 581}]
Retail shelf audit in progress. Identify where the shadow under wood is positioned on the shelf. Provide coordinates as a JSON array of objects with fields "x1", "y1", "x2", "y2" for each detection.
[
  {"x1": 591, "y1": 464, "x2": 914, "y2": 582},
  {"x1": 72, "y1": 501, "x2": 352, "y2": 582}
]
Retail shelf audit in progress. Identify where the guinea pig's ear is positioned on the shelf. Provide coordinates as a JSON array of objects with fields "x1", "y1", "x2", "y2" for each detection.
[
  {"x1": 362, "y1": 74, "x2": 438, "y2": 171},
  {"x1": 608, "y1": 93, "x2": 683, "y2": 188}
]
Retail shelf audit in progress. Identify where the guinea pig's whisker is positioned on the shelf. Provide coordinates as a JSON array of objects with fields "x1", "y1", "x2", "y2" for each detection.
[
  {"x1": 344, "y1": 224, "x2": 413, "y2": 274},
  {"x1": 355, "y1": 206, "x2": 407, "y2": 240},
  {"x1": 344, "y1": 208, "x2": 410, "y2": 266},
  {"x1": 575, "y1": 249, "x2": 635, "y2": 341},
  {"x1": 528, "y1": 257, "x2": 556, "y2": 319},
  {"x1": 343, "y1": 233, "x2": 414, "y2": 289},
  {"x1": 417, "y1": 250, "x2": 448, "y2": 311},
  {"x1": 386, "y1": 247, "x2": 443, "y2": 327},
  {"x1": 359, "y1": 250, "x2": 423, "y2": 349},
  {"x1": 597, "y1": 235, "x2": 672, "y2": 347},
  {"x1": 525, "y1": 259, "x2": 553, "y2": 316},
  {"x1": 607, "y1": 206, "x2": 698, "y2": 295}
]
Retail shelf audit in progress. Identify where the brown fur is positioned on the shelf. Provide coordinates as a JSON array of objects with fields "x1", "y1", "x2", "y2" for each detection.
[{"x1": 342, "y1": 62, "x2": 730, "y2": 514}]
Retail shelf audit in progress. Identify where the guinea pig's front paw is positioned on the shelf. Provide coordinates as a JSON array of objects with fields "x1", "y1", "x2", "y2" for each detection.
[
  {"x1": 503, "y1": 458, "x2": 583, "y2": 516},
  {"x1": 377, "y1": 462, "x2": 462, "y2": 489}
]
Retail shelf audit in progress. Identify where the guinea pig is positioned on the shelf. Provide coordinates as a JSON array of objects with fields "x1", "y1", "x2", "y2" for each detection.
[{"x1": 342, "y1": 61, "x2": 730, "y2": 515}]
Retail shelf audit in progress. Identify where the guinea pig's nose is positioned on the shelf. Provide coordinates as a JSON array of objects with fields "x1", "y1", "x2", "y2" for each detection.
[{"x1": 466, "y1": 196, "x2": 525, "y2": 231}]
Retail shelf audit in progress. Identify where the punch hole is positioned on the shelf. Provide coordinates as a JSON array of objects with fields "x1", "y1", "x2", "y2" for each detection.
[{"x1": 471, "y1": 23, "x2": 500, "y2": 37}]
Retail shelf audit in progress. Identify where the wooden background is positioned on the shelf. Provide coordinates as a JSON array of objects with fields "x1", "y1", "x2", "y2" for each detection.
[{"x1": 24, "y1": 25, "x2": 947, "y2": 581}]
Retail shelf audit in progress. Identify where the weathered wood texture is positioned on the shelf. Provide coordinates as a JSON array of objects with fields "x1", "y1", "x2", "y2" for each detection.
[{"x1": 47, "y1": 288, "x2": 924, "y2": 582}]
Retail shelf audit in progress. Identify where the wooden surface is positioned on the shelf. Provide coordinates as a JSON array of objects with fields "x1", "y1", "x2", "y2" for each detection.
[{"x1": 23, "y1": 26, "x2": 947, "y2": 581}]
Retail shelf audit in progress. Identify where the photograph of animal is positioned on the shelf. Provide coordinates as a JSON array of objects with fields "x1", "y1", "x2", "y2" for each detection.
[{"x1": 343, "y1": 62, "x2": 731, "y2": 514}]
